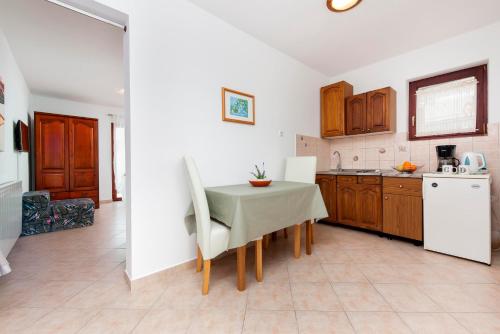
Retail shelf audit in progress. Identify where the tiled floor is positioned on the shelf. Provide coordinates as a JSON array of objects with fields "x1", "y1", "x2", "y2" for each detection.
[{"x1": 2, "y1": 202, "x2": 500, "y2": 333}]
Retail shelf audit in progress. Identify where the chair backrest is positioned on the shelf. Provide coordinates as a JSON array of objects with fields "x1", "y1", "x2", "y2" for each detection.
[
  {"x1": 184, "y1": 156, "x2": 211, "y2": 257},
  {"x1": 284, "y1": 156, "x2": 317, "y2": 184}
]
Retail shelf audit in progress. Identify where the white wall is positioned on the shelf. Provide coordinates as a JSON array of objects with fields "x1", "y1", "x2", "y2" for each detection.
[
  {"x1": 29, "y1": 94, "x2": 122, "y2": 201},
  {"x1": 119, "y1": 0, "x2": 326, "y2": 279},
  {"x1": 328, "y1": 20, "x2": 500, "y2": 133},
  {"x1": 0, "y1": 28, "x2": 30, "y2": 192}
]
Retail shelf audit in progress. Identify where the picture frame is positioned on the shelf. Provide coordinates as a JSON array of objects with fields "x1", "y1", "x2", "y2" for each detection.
[{"x1": 222, "y1": 87, "x2": 255, "y2": 125}]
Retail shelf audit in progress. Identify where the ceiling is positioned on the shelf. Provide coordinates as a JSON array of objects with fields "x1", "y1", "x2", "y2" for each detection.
[
  {"x1": 0, "y1": 0, "x2": 123, "y2": 107},
  {"x1": 189, "y1": 0, "x2": 500, "y2": 76}
]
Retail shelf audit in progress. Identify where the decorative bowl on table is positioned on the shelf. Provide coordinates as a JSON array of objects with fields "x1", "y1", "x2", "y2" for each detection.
[{"x1": 249, "y1": 179, "x2": 272, "y2": 187}]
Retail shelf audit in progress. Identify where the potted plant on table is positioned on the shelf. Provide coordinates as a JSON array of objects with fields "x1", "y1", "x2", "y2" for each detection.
[{"x1": 249, "y1": 163, "x2": 272, "y2": 187}]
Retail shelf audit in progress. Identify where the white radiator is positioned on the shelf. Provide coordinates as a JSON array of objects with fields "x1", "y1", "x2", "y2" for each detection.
[{"x1": 0, "y1": 181, "x2": 22, "y2": 256}]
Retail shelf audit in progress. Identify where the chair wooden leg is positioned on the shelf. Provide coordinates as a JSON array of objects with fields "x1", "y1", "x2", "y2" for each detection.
[
  {"x1": 236, "y1": 245, "x2": 246, "y2": 291},
  {"x1": 255, "y1": 240, "x2": 263, "y2": 282},
  {"x1": 263, "y1": 234, "x2": 270, "y2": 249},
  {"x1": 202, "y1": 259, "x2": 211, "y2": 295},
  {"x1": 196, "y1": 246, "x2": 203, "y2": 272},
  {"x1": 306, "y1": 220, "x2": 312, "y2": 255},
  {"x1": 294, "y1": 224, "x2": 301, "y2": 258},
  {"x1": 283, "y1": 228, "x2": 288, "y2": 239},
  {"x1": 311, "y1": 223, "x2": 315, "y2": 244},
  {"x1": 271, "y1": 232, "x2": 277, "y2": 241}
]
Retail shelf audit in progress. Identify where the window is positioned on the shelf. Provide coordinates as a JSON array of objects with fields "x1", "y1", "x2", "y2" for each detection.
[{"x1": 409, "y1": 65, "x2": 487, "y2": 140}]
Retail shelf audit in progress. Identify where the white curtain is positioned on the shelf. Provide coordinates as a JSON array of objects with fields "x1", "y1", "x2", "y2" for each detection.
[
  {"x1": 110, "y1": 115, "x2": 126, "y2": 200},
  {"x1": 416, "y1": 76, "x2": 477, "y2": 137},
  {"x1": 0, "y1": 250, "x2": 11, "y2": 276}
]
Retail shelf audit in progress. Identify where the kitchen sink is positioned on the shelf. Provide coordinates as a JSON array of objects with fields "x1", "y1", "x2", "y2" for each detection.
[{"x1": 330, "y1": 169, "x2": 382, "y2": 175}]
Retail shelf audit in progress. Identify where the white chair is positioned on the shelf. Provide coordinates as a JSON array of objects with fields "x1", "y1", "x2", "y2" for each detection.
[
  {"x1": 284, "y1": 156, "x2": 317, "y2": 257},
  {"x1": 184, "y1": 157, "x2": 263, "y2": 294}
]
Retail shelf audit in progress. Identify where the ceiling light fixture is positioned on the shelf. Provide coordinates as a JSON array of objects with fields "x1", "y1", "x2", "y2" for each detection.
[{"x1": 326, "y1": 0, "x2": 362, "y2": 12}]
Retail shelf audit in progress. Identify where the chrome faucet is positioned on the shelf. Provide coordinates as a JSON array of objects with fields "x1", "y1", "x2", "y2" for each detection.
[{"x1": 332, "y1": 151, "x2": 341, "y2": 171}]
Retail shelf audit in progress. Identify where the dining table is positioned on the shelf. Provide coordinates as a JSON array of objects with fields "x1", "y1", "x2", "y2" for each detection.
[{"x1": 185, "y1": 181, "x2": 328, "y2": 290}]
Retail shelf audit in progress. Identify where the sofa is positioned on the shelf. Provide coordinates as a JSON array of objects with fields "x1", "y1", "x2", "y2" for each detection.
[{"x1": 22, "y1": 191, "x2": 95, "y2": 236}]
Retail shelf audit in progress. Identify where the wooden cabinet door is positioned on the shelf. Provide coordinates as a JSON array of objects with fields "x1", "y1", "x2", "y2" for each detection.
[
  {"x1": 346, "y1": 94, "x2": 366, "y2": 135},
  {"x1": 337, "y1": 183, "x2": 357, "y2": 226},
  {"x1": 321, "y1": 81, "x2": 353, "y2": 137},
  {"x1": 356, "y1": 184, "x2": 382, "y2": 231},
  {"x1": 69, "y1": 118, "x2": 99, "y2": 192},
  {"x1": 35, "y1": 114, "x2": 69, "y2": 192},
  {"x1": 316, "y1": 175, "x2": 337, "y2": 221},
  {"x1": 366, "y1": 88, "x2": 395, "y2": 133},
  {"x1": 383, "y1": 193, "x2": 423, "y2": 241}
]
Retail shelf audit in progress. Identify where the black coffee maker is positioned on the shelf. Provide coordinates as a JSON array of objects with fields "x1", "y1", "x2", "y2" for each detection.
[{"x1": 436, "y1": 145, "x2": 460, "y2": 172}]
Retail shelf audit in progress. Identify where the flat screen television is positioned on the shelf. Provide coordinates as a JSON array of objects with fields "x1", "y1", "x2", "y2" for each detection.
[{"x1": 14, "y1": 120, "x2": 29, "y2": 152}]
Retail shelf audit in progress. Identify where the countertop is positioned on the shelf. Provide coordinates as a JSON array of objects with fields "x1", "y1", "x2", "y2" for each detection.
[{"x1": 316, "y1": 169, "x2": 424, "y2": 179}]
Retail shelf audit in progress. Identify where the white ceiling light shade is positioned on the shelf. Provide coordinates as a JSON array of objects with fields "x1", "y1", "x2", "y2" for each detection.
[{"x1": 327, "y1": 0, "x2": 362, "y2": 12}]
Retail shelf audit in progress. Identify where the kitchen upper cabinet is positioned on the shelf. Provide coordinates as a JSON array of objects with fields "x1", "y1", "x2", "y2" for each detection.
[
  {"x1": 366, "y1": 87, "x2": 396, "y2": 133},
  {"x1": 346, "y1": 94, "x2": 367, "y2": 135},
  {"x1": 316, "y1": 175, "x2": 337, "y2": 222},
  {"x1": 320, "y1": 81, "x2": 353, "y2": 137},
  {"x1": 383, "y1": 177, "x2": 423, "y2": 241},
  {"x1": 356, "y1": 184, "x2": 382, "y2": 231}
]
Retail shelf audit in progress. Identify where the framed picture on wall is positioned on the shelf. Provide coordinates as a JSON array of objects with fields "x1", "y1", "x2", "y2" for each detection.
[
  {"x1": 222, "y1": 87, "x2": 255, "y2": 125},
  {"x1": 0, "y1": 76, "x2": 5, "y2": 151}
]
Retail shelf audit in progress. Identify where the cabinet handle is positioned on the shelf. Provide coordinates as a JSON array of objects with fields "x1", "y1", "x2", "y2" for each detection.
[
  {"x1": 367, "y1": 129, "x2": 371, "y2": 132},
  {"x1": 399, "y1": 185, "x2": 403, "y2": 188},
  {"x1": 384, "y1": 196, "x2": 388, "y2": 200}
]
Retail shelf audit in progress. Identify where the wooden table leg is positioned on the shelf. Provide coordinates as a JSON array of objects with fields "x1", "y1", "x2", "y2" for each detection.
[
  {"x1": 263, "y1": 234, "x2": 270, "y2": 249},
  {"x1": 271, "y1": 232, "x2": 277, "y2": 241},
  {"x1": 237, "y1": 245, "x2": 246, "y2": 291},
  {"x1": 255, "y1": 240, "x2": 263, "y2": 282},
  {"x1": 306, "y1": 220, "x2": 312, "y2": 255},
  {"x1": 294, "y1": 224, "x2": 301, "y2": 258},
  {"x1": 311, "y1": 222, "x2": 315, "y2": 244}
]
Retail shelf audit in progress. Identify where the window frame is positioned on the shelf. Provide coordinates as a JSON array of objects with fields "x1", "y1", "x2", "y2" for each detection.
[{"x1": 408, "y1": 64, "x2": 488, "y2": 141}]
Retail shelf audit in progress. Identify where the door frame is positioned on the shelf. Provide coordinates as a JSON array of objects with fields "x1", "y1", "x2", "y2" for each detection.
[{"x1": 111, "y1": 122, "x2": 122, "y2": 202}]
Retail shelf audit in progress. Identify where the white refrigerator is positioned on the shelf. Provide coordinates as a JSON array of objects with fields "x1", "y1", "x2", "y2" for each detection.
[{"x1": 423, "y1": 173, "x2": 491, "y2": 264}]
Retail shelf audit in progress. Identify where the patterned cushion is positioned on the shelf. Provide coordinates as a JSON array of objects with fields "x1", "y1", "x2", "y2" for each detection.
[
  {"x1": 22, "y1": 191, "x2": 52, "y2": 236},
  {"x1": 51, "y1": 198, "x2": 95, "y2": 231},
  {"x1": 21, "y1": 191, "x2": 95, "y2": 236}
]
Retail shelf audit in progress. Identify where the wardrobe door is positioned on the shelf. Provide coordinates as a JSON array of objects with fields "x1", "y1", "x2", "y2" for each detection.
[
  {"x1": 35, "y1": 113, "x2": 69, "y2": 193},
  {"x1": 68, "y1": 117, "x2": 99, "y2": 195}
]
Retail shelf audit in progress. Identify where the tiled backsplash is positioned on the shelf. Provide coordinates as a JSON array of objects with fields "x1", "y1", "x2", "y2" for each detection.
[{"x1": 296, "y1": 123, "x2": 500, "y2": 249}]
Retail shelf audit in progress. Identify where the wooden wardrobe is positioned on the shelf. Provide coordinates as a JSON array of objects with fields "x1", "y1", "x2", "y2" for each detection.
[{"x1": 34, "y1": 112, "x2": 100, "y2": 208}]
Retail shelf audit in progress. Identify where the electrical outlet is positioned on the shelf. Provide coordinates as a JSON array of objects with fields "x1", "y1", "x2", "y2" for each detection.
[{"x1": 279, "y1": 130, "x2": 284, "y2": 137}]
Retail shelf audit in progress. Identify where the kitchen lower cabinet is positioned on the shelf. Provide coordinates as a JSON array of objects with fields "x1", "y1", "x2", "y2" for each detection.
[
  {"x1": 382, "y1": 177, "x2": 423, "y2": 241},
  {"x1": 336, "y1": 176, "x2": 382, "y2": 231},
  {"x1": 316, "y1": 175, "x2": 337, "y2": 222}
]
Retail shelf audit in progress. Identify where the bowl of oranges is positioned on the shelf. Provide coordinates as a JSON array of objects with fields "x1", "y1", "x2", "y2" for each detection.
[{"x1": 393, "y1": 161, "x2": 419, "y2": 173}]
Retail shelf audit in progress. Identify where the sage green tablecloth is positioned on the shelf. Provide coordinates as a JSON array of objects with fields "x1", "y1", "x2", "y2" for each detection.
[{"x1": 185, "y1": 181, "x2": 328, "y2": 249}]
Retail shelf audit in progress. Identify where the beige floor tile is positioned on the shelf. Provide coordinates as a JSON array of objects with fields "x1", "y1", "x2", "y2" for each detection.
[
  {"x1": 418, "y1": 284, "x2": 493, "y2": 312},
  {"x1": 333, "y1": 283, "x2": 391, "y2": 311},
  {"x1": 243, "y1": 310, "x2": 297, "y2": 334},
  {"x1": 461, "y1": 284, "x2": 500, "y2": 311},
  {"x1": 78, "y1": 309, "x2": 147, "y2": 334},
  {"x1": 357, "y1": 264, "x2": 403, "y2": 284},
  {"x1": 189, "y1": 308, "x2": 244, "y2": 334},
  {"x1": 347, "y1": 312, "x2": 412, "y2": 334},
  {"x1": 63, "y1": 281, "x2": 128, "y2": 309},
  {"x1": 133, "y1": 308, "x2": 195, "y2": 334},
  {"x1": 314, "y1": 246, "x2": 353, "y2": 264},
  {"x1": 19, "y1": 280, "x2": 91, "y2": 308},
  {"x1": 391, "y1": 264, "x2": 445, "y2": 284},
  {"x1": 0, "y1": 307, "x2": 51, "y2": 334},
  {"x1": 153, "y1": 279, "x2": 203, "y2": 309},
  {"x1": 291, "y1": 282, "x2": 342, "y2": 311},
  {"x1": 430, "y1": 262, "x2": 499, "y2": 284},
  {"x1": 296, "y1": 311, "x2": 354, "y2": 334},
  {"x1": 374, "y1": 283, "x2": 442, "y2": 312},
  {"x1": 288, "y1": 262, "x2": 328, "y2": 283},
  {"x1": 399, "y1": 313, "x2": 469, "y2": 334},
  {"x1": 344, "y1": 249, "x2": 385, "y2": 264},
  {"x1": 23, "y1": 308, "x2": 99, "y2": 334},
  {"x1": 322, "y1": 264, "x2": 369, "y2": 283},
  {"x1": 199, "y1": 278, "x2": 248, "y2": 311},
  {"x1": 452, "y1": 313, "x2": 500, "y2": 334},
  {"x1": 247, "y1": 281, "x2": 293, "y2": 311}
]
